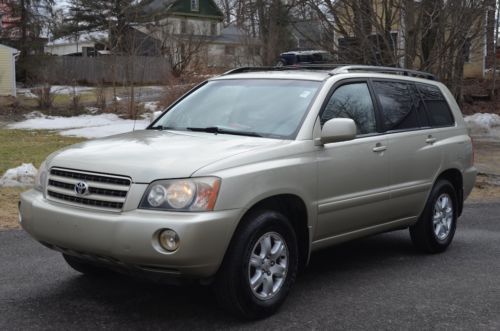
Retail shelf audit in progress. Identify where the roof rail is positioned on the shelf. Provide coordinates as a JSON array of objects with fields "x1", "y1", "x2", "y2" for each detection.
[
  {"x1": 330, "y1": 65, "x2": 436, "y2": 80},
  {"x1": 223, "y1": 65, "x2": 437, "y2": 81},
  {"x1": 223, "y1": 64, "x2": 352, "y2": 75}
]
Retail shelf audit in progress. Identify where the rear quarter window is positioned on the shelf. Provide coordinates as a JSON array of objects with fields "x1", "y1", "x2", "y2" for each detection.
[
  {"x1": 416, "y1": 84, "x2": 455, "y2": 127},
  {"x1": 372, "y1": 80, "x2": 420, "y2": 131}
]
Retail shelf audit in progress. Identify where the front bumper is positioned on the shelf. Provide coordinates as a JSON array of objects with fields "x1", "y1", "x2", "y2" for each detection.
[{"x1": 19, "y1": 189, "x2": 242, "y2": 279}]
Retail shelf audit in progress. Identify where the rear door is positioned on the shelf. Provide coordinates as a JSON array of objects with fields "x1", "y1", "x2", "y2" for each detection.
[{"x1": 370, "y1": 80, "x2": 443, "y2": 221}]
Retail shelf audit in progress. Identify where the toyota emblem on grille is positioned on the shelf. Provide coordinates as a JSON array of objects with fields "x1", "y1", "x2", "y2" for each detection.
[{"x1": 74, "y1": 181, "x2": 89, "y2": 196}]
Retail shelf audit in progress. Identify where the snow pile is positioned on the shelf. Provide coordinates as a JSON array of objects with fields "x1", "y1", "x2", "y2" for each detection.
[
  {"x1": 465, "y1": 113, "x2": 500, "y2": 136},
  {"x1": 143, "y1": 101, "x2": 159, "y2": 112},
  {"x1": 8, "y1": 113, "x2": 149, "y2": 139},
  {"x1": 139, "y1": 102, "x2": 163, "y2": 122},
  {"x1": 0, "y1": 164, "x2": 38, "y2": 188},
  {"x1": 50, "y1": 86, "x2": 94, "y2": 95}
]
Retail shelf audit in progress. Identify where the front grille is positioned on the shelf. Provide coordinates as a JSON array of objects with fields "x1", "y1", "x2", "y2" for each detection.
[
  {"x1": 50, "y1": 169, "x2": 130, "y2": 186},
  {"x1": 47, "y1": 168, "x2": 131, "y2": 211}
]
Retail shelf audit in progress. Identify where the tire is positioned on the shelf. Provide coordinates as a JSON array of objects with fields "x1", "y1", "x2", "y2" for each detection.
[
  {"x1": 62, "y1": 254, "x2": 112, "y2": 276},
  {"x1": 213, "y1": 209, "x2": 298, "y2": 319},
  {"x1": 410, "y1": 179, "x2": 458, "y2": 253},
  {"x1": 275, "y1": 59, "x2": 286, "y2": 67}
]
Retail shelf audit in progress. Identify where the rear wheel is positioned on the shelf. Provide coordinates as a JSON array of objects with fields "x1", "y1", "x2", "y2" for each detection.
[
  {"x1": 213, "y1": 209, "x2": 298, "y2": 319},
  {"x1": 63, "y1": 254, "x2": 112, "y2": 276},
  {"x1": 410, "y1": 180, "x2": 458, "y2": 253},
  {"x1": 275, "y1": 59, "x2": 286, "y2": 67}
]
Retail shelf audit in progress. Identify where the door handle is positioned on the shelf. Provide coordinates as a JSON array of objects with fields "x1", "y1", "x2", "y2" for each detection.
[
  {"x1": 426, "y1": 136, "x2": 437, "y2": 144},
  {"x1": 372, "y1": 143, "x2": 387, "y2": 153}
]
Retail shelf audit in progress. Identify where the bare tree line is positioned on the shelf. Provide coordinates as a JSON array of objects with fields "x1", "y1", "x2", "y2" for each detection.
[
  {"x1": 6, "y1": 0, "x2": 499, "y2": 102},
  {"x1": 215, "y1": 0, "x2": 497, "y2": 99}
]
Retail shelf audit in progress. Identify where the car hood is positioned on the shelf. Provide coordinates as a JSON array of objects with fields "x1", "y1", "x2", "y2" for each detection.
[{"x1": 48, "y1": 130, "x2": 284, "y2": 183}]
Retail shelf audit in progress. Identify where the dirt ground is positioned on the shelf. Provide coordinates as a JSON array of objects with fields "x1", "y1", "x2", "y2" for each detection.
[{"x1": 0, "y1": 188, "x2": 23, "y2": 230}]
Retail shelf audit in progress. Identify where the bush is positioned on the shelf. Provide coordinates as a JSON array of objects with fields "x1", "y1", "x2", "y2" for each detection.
[{"x1": 32, "y1": 84, "x2": 54, "y2": 110}]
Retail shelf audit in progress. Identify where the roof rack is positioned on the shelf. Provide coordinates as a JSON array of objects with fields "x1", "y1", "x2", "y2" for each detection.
[
  {"x1": 223, "y1": 65, "x2": 437, "y2": 81},
  {"x1": 330, "y1": 65, "x2": 436, "y2": 80},
  {"x1": 222, "y1": 64, "x2": 349, "y2": 75}
]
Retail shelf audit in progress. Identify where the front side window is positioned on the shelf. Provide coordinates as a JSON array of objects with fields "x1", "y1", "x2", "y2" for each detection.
[
  {"x1": 372, "y1": 81, "x2": 420, "y2": 131},
  {"x1": 321, "y1": 83, "x2": 377, "y2": 135},
  {"x1": 153, "y1": 79, "x2": 321, "y2": 139},
  {"x1": 417, "y1": 84, "x2": 455, "y2": 127}
]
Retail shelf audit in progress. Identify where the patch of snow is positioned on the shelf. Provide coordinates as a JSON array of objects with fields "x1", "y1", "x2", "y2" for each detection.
[
  {"x1": 140, "y1": 110, "x2": 163, "y2": 123},
  {"x1": 0, "y1": 163, "x2": 38, "y2": 188},
  {"x1": 60, "y1": 121, "x2": 149, "y2": 139},
  {"x1": 465, "y1": 113, "x2": 500, "y2": 136},
  {"x1": 143, "y1": 101, "x2": 159, "y2": 112},
  {"x1": 8, "y1": 113, "x2": 149, "y2": 139},
  {"x1": 24, "y1": 111, "x2": 46, "y2": 119},
  {"x1": 17, "y1": 88, "x2": 38, "y2": 98},
  {"x1": 85, "y1": 107, "x2": 100, "y2": 114},
  {"x1": 50, "y1": 86, "x2": 95, "y2": 95}
]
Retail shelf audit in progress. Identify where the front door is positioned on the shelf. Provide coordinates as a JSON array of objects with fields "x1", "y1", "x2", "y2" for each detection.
[{"x1": 315, "y1": 81, "x2": 391, "y2": 241}]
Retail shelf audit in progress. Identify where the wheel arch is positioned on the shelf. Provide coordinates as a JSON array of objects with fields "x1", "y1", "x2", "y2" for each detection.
[
  {"x1": 233, "y1": 194, "x2": 310, "y2": 271},
  {"x1": 435, "y1": 168, "x2": 464, "y2": 216}
]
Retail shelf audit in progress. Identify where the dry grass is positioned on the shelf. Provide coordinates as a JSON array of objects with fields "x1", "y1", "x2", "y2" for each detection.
[
  {"x1": 0, "y1": 187, "x2": 24, "y2": 231},
  {"x1": 468, "y1": 175, "x2": 500, "y2": 203},
  {"x1": 0, "y1": 129, "x2": 85, "y2": 230}
]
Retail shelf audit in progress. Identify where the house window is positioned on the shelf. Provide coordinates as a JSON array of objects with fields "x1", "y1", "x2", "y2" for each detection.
[
  {"x1": 210, "y1": 22, "x2": 217, "y2": 36},
  {"x1": 191, "y1": 0, "x2": 199, "y2": 12},
  {"x1": 225, "y1": 45, "x2": 235, "y2": 55}
]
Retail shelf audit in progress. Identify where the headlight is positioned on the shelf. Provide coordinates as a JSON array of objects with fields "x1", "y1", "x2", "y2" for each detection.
[
  {"x1": 140, "y1": 177, "x2": 220, "y2": 211},
  {"x1": 34, "y1": 161, "x2": 48, "y2": 192}
]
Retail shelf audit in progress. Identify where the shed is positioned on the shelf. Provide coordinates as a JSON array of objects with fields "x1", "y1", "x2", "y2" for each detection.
[{"x1": 0, "y1": 44, "x2": 19, "y2": 97}]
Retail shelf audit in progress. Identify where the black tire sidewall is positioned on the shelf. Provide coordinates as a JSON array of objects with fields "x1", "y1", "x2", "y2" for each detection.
[
  {"x1": 415, "y1": 180, "x2": 458, "y2": 251},
  {"x1": 216, "y1": 209, "x2": 298, "y2": 318}
]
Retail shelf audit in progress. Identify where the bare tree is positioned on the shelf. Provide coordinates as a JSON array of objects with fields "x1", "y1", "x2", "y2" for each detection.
[{"x1": 293, "y1": 0, "x2": 489, "y2": 100}]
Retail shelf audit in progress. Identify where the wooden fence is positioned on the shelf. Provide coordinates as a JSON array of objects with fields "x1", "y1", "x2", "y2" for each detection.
[{"x1": 37, "y1": 56, "x2": 172, "y2": 85}]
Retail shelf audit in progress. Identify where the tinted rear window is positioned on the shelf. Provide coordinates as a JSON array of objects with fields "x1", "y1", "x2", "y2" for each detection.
[
  {"x1": 372, "y1": 81, "x2": 420, "y2": 131},
  {"x1": 416, "y1": 84, "x2": 455, "y2": 127}
]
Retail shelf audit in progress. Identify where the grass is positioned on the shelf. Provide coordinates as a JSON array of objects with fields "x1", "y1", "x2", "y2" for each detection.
[
  {"x1": 0, "y1": 129, "x2": 85, "y2": 230},
  {"x1": 0, "y1": 129, "x2": 85, "y2": 174}
]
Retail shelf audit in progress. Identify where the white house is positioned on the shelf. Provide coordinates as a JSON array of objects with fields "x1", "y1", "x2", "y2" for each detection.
[
  {"x1": 44, "y1": 31, "x2": 109, "y2": 57},
  {"x1": 0, "y1": 44, "x2": 18, "y2": 97}
]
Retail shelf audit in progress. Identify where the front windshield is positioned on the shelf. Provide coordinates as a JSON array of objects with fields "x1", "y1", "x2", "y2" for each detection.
[{"x1": 152, "y1": 79, "x2": 321, "y2": 139}]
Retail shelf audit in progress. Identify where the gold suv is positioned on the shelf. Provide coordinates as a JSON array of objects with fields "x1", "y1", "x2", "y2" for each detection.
[{"x1": 19, "y1": 65, "x2": 476, "y2": 319}]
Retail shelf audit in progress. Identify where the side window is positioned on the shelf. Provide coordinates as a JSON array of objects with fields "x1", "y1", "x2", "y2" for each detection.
[
  {"x1": 372, "y1": 81, "x2": 420, "y2": 131},
  {"x1": 416, "y1": 84, "x2": 455, "y2": 127},
  {"x1": 321, "y1": 83, "x2": 377, "y2": 135}
]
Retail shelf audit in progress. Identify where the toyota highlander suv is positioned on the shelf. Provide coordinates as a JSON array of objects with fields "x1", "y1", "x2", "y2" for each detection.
[{"x1": 19, "y1": 65, "x2": 476, "y2": 319}]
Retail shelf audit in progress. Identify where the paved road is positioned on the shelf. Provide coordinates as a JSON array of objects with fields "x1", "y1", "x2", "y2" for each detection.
[{"x1": 1, "y1": 203, "x2": 499, "y2": 330}]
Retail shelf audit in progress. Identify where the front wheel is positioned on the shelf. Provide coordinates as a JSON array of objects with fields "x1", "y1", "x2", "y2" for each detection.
[
  {"x1": 410, "y1": 179, "x2": 458, "y2": 253},
  {"x1": 213, "y1": 209, "x2": 298, "y2": 319}
]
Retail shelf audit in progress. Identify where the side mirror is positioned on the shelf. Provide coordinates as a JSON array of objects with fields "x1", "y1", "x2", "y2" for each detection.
[{"x1": 320, "y1": 118, "x2": 357, "y2": 145}]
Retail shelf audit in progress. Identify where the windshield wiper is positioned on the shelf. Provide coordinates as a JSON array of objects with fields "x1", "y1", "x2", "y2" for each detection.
[
  {"x1": 149, "y1": 125, "x2": 179, "y2": 131},
  {"x1": 186, "y1": 126, "x2": 262, "y2": 137}
]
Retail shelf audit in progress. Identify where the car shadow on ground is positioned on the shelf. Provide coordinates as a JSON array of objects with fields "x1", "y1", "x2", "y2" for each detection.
[{"x1": 18, "y1": 231, "x2": 424, "y2": 328}]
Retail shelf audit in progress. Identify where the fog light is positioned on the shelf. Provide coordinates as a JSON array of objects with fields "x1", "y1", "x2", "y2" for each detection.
[{"x1": 158, "y1": 229, "x2": 180, "y2": 252}]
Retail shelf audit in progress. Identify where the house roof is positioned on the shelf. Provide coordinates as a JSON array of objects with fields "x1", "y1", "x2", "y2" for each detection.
[
  {"x1": 211, "y1": 24, "x2": 260, "y2": 45},
  {"x1": 142, "y1": 0, "x2": 223, "y2": 20},
  {"x1": 46, "y1": 31, "x2": 108, "y2": 46},
  {"x1": 0, "y1": 43, "x2": 18, "y2": 53}
]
